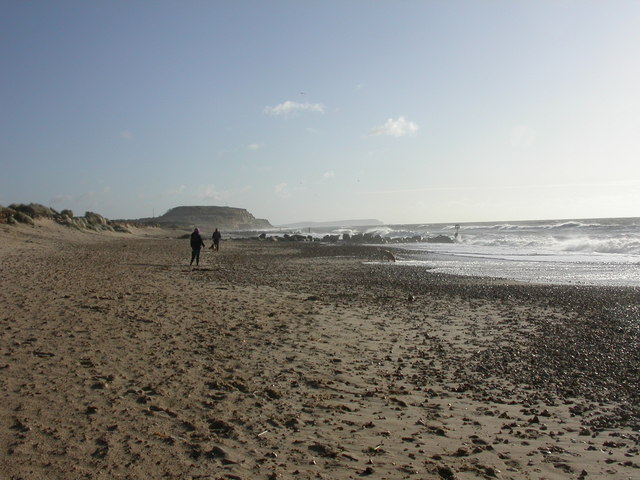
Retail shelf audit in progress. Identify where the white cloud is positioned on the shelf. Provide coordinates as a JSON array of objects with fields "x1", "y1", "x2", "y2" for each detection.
[
  {"x1": 264, "y1": 100, "x2": 325, "y2": 116},
  {"x1": 359, "y1": 180, "x2": 640, "y2": 196},
  {"x1": 120, "y1": 130, "x2": 133, "y2": 140},
  {"x1": 198, "y1": 185, "x2": 221, "y2": 201},
  {"x1": 50, "y1": 188, "x2": 111, "y2": 210},
  {"x1": 322, "y1": 171, "x2": 335, "y2": 180},
  {"x1": 370, "y1": 116, "x2": 418, "y2": 137},
  {"x1": 167, "y1": 184, "x2": 186, "y2": 195},
  {"x1": 77, "y1": 191, "x2": 97, "y2": 201},
  {"x1": 60, "y1": 191, "x2": 99, "y2": 202},
  {"x1": 274, "y1": 183, "x2": 290, "y2": 198},
  {"x1": 248, "y1": 143, "x2": 263, "y2": 151},
  {"x1": 50, "y1": 194, "x2": 74, "y2": 204},
  {"x1": 193, "y1": 185, "x2": 255, "y2": 203}
]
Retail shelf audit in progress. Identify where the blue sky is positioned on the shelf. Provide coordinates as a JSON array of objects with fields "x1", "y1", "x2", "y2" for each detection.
[{"x1": 2, "y1": 1, "x2": 639, "y2": 225}]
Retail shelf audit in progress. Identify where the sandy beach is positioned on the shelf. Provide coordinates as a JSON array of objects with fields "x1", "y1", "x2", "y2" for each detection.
[{"x1": 1, "y1": 221, "x2": 638, "y2": 480}]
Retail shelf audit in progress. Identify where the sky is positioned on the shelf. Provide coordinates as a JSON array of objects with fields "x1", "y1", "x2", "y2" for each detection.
[{"x1": 1, "y1": 1, "x2": 639, "y2": 225}]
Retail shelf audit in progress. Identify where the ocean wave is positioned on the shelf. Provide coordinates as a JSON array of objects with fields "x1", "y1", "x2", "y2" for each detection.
[
  {"x1": 363, "y1": 217, "x2": 640, "y2": 286},
  {"x1": 452, "y1": 233, "x2": 640, "y2": 256},
  {"x1": 559, "y1": 237, "x2": 640, "y2": 255},
  {"x1": 277, "y1": 218, "x2": 640, "y2": 258},
  {"x1": 364, "y1": 226, "x2": 396, "y2": 236},
  {"x1": 460, "y1": 218, "x2": 639, "y2": 232}
]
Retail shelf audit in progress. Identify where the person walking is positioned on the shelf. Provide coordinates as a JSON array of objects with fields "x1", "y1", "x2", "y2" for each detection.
[
  {"x1": 212, "y1": 228, "x2": 222, "y2": 251},
  {"x1": 190, "y1": 228, "x2": 205, "y2": 266}
]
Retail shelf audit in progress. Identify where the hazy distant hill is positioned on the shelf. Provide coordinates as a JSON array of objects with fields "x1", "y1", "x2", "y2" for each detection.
[
  {"x1": 137, "y1": 206, "x2": 272, "y2": 231},
  {"x1": 280, "y1": 219, "x2": 383, "y2": 228}
]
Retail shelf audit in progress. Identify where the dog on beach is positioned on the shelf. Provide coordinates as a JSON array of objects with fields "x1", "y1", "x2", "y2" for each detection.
[{"x1": 380, "y1": 249, "x2": 396, "y2": 262}]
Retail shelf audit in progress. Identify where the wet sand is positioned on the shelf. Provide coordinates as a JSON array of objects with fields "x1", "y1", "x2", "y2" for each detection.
[{"x1": 1, "y1": 221, "x2": 638, "y2": 479}]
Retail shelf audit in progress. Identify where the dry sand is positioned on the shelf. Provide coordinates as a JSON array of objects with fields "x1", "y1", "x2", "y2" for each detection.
[{"x1": 1, "y1": 220, "x2": 638, "y2": 479}]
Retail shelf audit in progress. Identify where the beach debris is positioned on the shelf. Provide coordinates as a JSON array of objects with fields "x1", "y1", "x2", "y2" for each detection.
[
  {"x1": 364, "y1": 444, "x2": 386, "y2": 456},
  {"x1": 10, "y1": 419, "x2": 30, "y2": 433},
  {"x1": 308, "y1": 442, "x2": 340, "y2": 458},
  {"x1": 399, "y1": 464, "x2": 419, "y2": 474},
  {"x1": 206, "y1": 445, "x2": 239, "y2": 464},
  {"x1": 91, "y1": 437, "x2": 109, "y2": 459},
  {"x1": 452, "y1": 447, "x2": 469, "y2": 457},
  {"x1": 425, "y1": 425, "x2": 447, "y2": 436},
  {"x1": 264, "y1": 387, "x2": 282, "y2": 399},
  {"x1": 470, "y1": 435, "x2": 489, "y2": 445},
  {"x1": 207, "y1": 419, "x2": 236, "y2": 438},
  {"x1": 553, "y1": 462, "x2": 574, "y2": 473},
  {"x1": 305, "y1": 378, "x2": 324, "y2": 389},
  {"x1": 390, "y1": 396, "x2": 409, "y2": 408},
  {"x1": 284, "y1": 417, "x2": 302, "y2": 430},
  {"x1": 480, "y1": 465, "x2": 499, "y2": 477},
  {"x1": 437, "y1": 465, "x2": 456, "y2": 479},
  {"x1": 32, "y1": 350, "x2": 55, "y2": 358},
  {"x1": 341, "y1": 452, "x2": 359, "y2": 461}
]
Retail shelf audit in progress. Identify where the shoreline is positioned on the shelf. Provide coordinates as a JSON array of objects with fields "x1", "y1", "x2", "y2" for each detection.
[
  {"x1": 237, "y1": 216, "x2": 640, "y2": 288},
  {"x1": 1, "y1": 225, "x2": 638, "y2": 479},
  {"x1": 377, "y1": 246, "x2": 640, "y2": 288}
]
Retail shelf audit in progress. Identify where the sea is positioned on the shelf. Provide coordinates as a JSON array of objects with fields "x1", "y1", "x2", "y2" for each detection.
[{"x1": 276, "y1": 217, "x2": 640, "y2": 287}]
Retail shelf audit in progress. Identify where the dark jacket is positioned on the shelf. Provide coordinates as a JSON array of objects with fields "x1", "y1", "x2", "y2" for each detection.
[{"x1": 190, "y1": 231, "x2": 205, "y2": 250}]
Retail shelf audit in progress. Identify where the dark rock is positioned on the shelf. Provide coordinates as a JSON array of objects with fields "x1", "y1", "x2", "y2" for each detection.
[
  {"x1": 437, "y1": 465, "x2": 456, "y2": 479},
  {"x1": 427, "y1": 235, "x2": 454, "y2": 244}
]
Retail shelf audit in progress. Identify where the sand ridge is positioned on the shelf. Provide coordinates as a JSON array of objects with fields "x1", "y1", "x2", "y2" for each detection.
[{"x1": 1, "y1": 223, "x2": 638, "y2": 479}]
